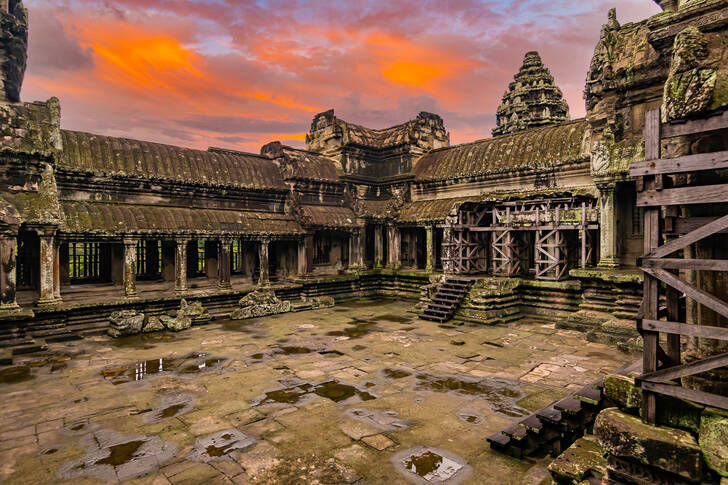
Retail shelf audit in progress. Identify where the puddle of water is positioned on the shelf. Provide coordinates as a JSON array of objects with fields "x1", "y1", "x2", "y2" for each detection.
[
  {"x1": 352, "y1": 345, "x2": 367, "y2": 351},
  {"x1": 0, "y1": 365, "x2": 32, "y2": 384},
  {"x1": 94, "y1": 440, "x2": 146, "y2": 466},
  {"x1": 189, "y1": 429, "x2": 255, "y2": 462},
  {"x1": 404, "y1": 451, "x2": 463, "y2": 481},
  {"x1": 414, "y1": 374, "x2": 528, "y2": 418},
  {"x1": 258, "y1": 380, "x2": 375, "y2": 405},
  {"x1": 41, "y1": 448, "x2": 58, "y2": 455},
  {"x1": 319, "y1": 350, "x2": 344, "y2": 357},
  {"x1": 382, "y1": 368, "x2": 412, "y2": 379},
  {"x1": 456, "y1": 411, "x2": 484, "y2": 425},
  {"x1": 483, "y1": 341, "x2": 504, "y2": 348},
  {"x1": 326, "y1": 321, "x2": 380, "y2": 339},
  {"x1": 377, "y1": 314, "x2": 413, "y2": 324},
  {"x1": 102, "y1": 353, "x2": 226, "y2": 385},
  {"x1": 159, "y1": 403, "x2": 186, "y2": 418}
]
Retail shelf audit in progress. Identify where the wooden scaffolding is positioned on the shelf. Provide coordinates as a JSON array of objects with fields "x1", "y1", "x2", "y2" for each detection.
[{"x1": 632, "y1": 108, "x2": 728, "y2": 423}]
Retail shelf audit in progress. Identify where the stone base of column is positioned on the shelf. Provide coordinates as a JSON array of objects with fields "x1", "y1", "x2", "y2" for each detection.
[
  {"x1": 36, "y1": 297, "x2": 62, "y2": 307},
  {"x1": 124, "y1": 293, "x2": 140, "y2": 301},
  {"x1": 174, "y1": 288, "x2": 187, "y2": 297},
  {"x1": 217, "y1": 282, "x2": 232, "y2": 290},
  {"x1": 597, "y1": 257, "x2": 620, "y2": 269},
  {"x1": 0, "y1": 305, "x2": 34, "y2": 320}
]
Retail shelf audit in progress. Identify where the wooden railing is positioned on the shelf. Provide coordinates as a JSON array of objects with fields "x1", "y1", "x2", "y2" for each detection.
[{"x1": 632, "y1": 108, "x2": 728, "y2": 423}]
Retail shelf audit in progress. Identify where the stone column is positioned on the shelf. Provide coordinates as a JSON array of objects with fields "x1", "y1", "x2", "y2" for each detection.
[
  {"x1": 443, "y1": 227, "x2": 454, "y2": 274},
  {"x1": 387, "y1": 225, "x2": 401, "y2": 270},
  {"x1": 52, "y1": 238, "x2": 62, "y2": 302},
  {"x1": 218, "y1": 237, "x2": 232, "y2": 289},
  {"x1": 374, "y1": 225, "x2": 384, "y2": 269},
  {"x1": 0, "y1": 232, "x2": 19, "y2": 311},
  {"x1": 37, "y1": 229, "x2": 57, "y2": 305},
  {"x1": 597, "y1": 182, "x2": 619, "y2": 268},
  {"x1": 425, "y1": 225, "x2": 435, "y2": 272},
  {"x1": 297, "y1": 238, "x2": 307, "y2": 277},
  {"x1": 123, "y1": 238, "x2": 138, "y2": 299},
  {"x1": 348, "y1": 229, "x2": 364, "y2": 270},
  {"x1": 174, "y1": 238, "x2": 188, "y2": 295},
  {"x1": 258, "y1": 238, "x2": 270, "y2": 286}
]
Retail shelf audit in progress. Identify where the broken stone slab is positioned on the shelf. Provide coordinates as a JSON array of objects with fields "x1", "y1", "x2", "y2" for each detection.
[
  {"x1": 108, "y1": 310, "x2": 145, "y2": 338},
  {"x1": 179, "y1": 299, "x2": 211, "y2": 325},
  {"x1": 310, "y1": 296, "x2": 335, "y2": 309},
  {"x1": 142, "y1": 315, "x2": 165, "y2": 333},
  {"x1": 700, "y1": 408, "x2": 728, "y2": 478},
  {"x1": 594, "y1": 407, "x2": 702, "y2": 482},
  {"x1": 231, "y1": 290, "x2": 291, "y2": 320},
  {"x1": 187, "y1": 429, "x2": 256, "y2": 462},
  {"x1": 390, "y1": 446, "x2": 472, "y2": 484},
  {"x1": 603, "y1": 373, "x2": 641, "y2": 410},
  {"x1": 547, "y1": 435, "x2": 606, "y2": 484},
  {"x1": 159, "y1": 314, "x2": 191, "y2": 332}
]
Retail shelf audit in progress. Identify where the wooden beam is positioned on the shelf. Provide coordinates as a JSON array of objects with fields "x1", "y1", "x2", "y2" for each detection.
[
  {"x1": 644, "y1": 267, "x2": 728, "y2": 320},
  {"x1": 637, "y1": 184, "x2": 728, "y2": 207},
  {"x1": 645, "y1": 109, "x2": 661, "y2": 160},
  {"x1": 642, "y1": 258, "x2": 728, "y2": 271},
  {"x1": 629, "y1": 150, "x2": 728, "y2": 177},
  {"x1": 647, "y1": 214, "x2": 728, "y2": 259},
  {"x1": 641, "y1": 319, "x2": 728, "y2": 341},
  {"x1": 641, "y1": 381, "x2": 728, "y2": 410},
  {"x1": 673, "y1": 217, "x2": 728, "y2": 235},
  {"x1": 638, "y1": 353, "x2": 728, "y2": 383},
  {"x1": 661, "y1": 111, "x2": 728, "y2": 138}
]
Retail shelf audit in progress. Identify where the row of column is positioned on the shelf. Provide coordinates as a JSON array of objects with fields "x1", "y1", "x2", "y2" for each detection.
[{"x1": 371, "y1": 224, "x2": 436, "y2": 272}]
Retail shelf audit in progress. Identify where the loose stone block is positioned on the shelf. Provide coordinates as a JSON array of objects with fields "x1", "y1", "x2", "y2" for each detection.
[
  {"x1": 594, "y1": 407, "x2": 702, "y2": 482},
  {"x1": 700, "y1": 408, "x2": 728, "y2": 478},
  {"x1": 108, "y1": 310, "x2": 145, "y2": 338},
  {"x1": 547, "y1": 436, "x2": 605, "y2": 484},
  {"x1": 603, "y1": 374, "x2": 641, "y2": 410}
]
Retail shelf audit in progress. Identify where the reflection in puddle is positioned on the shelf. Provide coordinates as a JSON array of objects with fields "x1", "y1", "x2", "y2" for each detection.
[
  {"x1": 414, "y1": 374, "x2": 529, "y2": 417},
  {"x1": 257, "y1": 380, "x2": 376, "y2": 405},
  {"x1": 188, "y1": 429, "x2": 255, "y2": 462},
  {"x1": 101, "y1": 353, "x2": 226, "y2": 385},
  {"x1": 0, "y1": 365, "x2": 32, "y2": 384},
  {"x1": 405, "y1": 451, "x2": 463, "y2": 481},
  {"x1": 382, "y1": 368, "x2": 412, "y2": 379},
  {"x1": 94, "y1": 440, "x2": 146, "y2": 466}
]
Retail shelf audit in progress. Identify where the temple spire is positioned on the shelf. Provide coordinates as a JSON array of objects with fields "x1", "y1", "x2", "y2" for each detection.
[{"x1": 492, "y1": 51, "x2": 569, "y2": 137}]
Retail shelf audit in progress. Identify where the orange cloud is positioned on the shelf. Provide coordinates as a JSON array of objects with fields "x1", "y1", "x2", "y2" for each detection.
[{"x1": 382, "y1": 61, "x2": 443, "y2": 88}]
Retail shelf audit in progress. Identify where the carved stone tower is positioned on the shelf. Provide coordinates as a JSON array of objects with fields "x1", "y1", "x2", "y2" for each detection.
[
  {"x1": 0, "y1": 0, "x2": 27, "y2": 102},
  {"x1": 492, "y1": 51, "x2": 569, "y2": 137}
]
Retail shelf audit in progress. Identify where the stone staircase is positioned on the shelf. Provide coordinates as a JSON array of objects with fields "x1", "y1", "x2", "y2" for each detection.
[
  {"x1": 421, "y1": 277, "x2": 473, "y2": 323},
  {"x1": 486, "y1": 360, "x2": 641, "y2": 459}
]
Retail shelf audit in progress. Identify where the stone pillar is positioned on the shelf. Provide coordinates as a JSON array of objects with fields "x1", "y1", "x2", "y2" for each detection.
[
  {"x1": 297, "y1": 238, "x2": 307, "y2": 277},
  {"x1": 0, "y1": 232, "x2": 19, "y2": 311},
  {"x1": 123, "y1": 238, "x2": 138, "y2": 299},
  {"x1": 348, "y1": 229, "x2": 364, "y2": 270},
  {"x1": 52, "y1": 238, "x2": 61, "y2": 302},
  {"x1": 597, "y1": 183, "x2": 619, "y2": 268},
  {"x1": 425, "y1": 225, "x2": 435, "y2": 272},
  {"x1": 443, "y1": 226, "x2": 454, "y2": 274},
  {"x1": 218, "y1": 237, "x2": 232, "y2": 289},
  {"x1": 387, "y1": 225, "x2": 401, "y2": 270},
  {"x1": 174, "y1": 238, "x2": 188, "y2": 295},
  {"x1": 374, "y1": 225, "x2": 384, "y2": 268},
  {"x1": 37, "y1": 230, "x2": 57, "y2": 305},
  {"x1": 258, "y1": 238, "x2": 270, "y2": 286}
]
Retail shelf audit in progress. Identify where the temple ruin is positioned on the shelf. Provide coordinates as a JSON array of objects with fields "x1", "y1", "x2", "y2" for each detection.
[{"x1": 1, "y1": 0, "x2": 728, "y2": 483}]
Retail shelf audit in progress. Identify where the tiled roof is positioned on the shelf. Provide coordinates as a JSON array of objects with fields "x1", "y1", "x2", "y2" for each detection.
[
  {"x1": 300, "y1": 205, "x2": 358, "y2": 229},
  {"x1": 413, "y1": 119, "x2": 589, "y2": 183},
  {"x1": 59, "y1": 130, "x2": 287, "y2": 191}
]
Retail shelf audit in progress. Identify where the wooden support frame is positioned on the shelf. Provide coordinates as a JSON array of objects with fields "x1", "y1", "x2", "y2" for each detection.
[{"x1": 633, "y1": 108, "x2": 728, "y2": 423}]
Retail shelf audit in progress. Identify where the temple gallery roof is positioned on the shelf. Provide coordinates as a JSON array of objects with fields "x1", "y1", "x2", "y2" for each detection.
[
  {"x1": 260, "y1": 142, "x2": 340, "y2": 183},
  {"x1": 300, "y1": 205, "x2": 358, "y2": 229},
  {"x1": 58, "y1": 130, "x2": 288, "y2": 191},
  {"x1": 413, "y1": 119, "x2": 589, "y2": 183},
  {"x1": 61, "y1": 201, "x2": 303, "y2": 236}
]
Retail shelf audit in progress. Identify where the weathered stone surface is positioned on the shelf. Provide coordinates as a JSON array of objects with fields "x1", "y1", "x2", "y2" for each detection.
[
  {"x1": 310, "y1": 296, "x2": 335, "y2": 309},
  {"x1": 662, "y1": 26, "x2": 728, "y2": 121},
  {"x1": 231, "y1": 290, "x2": 291, "y2": 320},
  {"x1": 108, "y1": 310, "x2": 144, "y2": 338},
  {"x1": 700, "y1": 408, "x2": 728, "y2": 477},
  {"x1": 179, "y1": 299, "x2": 211, "y2": 325},
  {"x1": 603, "y1": 374, "x2": 641, "y2": 410},
  {"x1": 0, "y1": 1, "x2": 27, "y2": 103},
  {"x1": 548, "y1": 436, "x2": 606, "y2": 484},
  {"x1": 492, "y1": 51, "x2": 569, "y2": 136},
  {"x1": 159, "y1": 314, "x2": 191, "y2": 332},
  {"x1": 594, "y1": 407, "x2": 702, "y2": 481},
  {"x1": 142, "y1": 316, "x2": 164, "y2": 333}
]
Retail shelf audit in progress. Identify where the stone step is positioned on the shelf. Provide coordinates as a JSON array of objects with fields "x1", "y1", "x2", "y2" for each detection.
[{"x1": 10, "y1": 338, "x2": 47, "y2": 355}]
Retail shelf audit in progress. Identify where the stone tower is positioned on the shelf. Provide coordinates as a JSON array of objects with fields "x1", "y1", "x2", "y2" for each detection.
[
  {"x1": 492, "y1": 51, "x2": 569, "y2": 137},
  {"x1": 0, "y1": 0, "x2": 27, "y2": 102}
]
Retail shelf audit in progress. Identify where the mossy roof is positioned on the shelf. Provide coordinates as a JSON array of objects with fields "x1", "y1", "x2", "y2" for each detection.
[
  {"x1": 300, "y1": 205, "x2": 358, "y2": 229},
  {"x1": 413, "y1": 119, "x2": 589, "y2": 182},
  {"x1": 399, "y1": 197, "x2": 479, "y2": 223},
  {"x1": 277, "y1": 146, "x2": 340, "y2": 182},
  {"x1": 61, "y1": 201, "x2": 303, "y2": 236},
  {"x1": 58, "y1": 130, "x2": 287, "y2": 191},
  {"x1": 342, "y1": 121, "x2": 410, "y2": 148}
]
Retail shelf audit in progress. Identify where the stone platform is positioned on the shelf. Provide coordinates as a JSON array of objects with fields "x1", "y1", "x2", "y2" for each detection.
[{"x1": 0, "y1": 299, "x2": 634, "y2": 484}]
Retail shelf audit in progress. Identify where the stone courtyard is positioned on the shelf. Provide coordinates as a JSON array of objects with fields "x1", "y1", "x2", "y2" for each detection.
[{"x1": 0, "y1": 300, "x2": 633, "y2": 484}]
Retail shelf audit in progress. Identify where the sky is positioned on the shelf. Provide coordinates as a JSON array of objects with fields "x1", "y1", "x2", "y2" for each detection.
[{"x1": 23, "y1": 0, "x2": 661, "y2": 153}]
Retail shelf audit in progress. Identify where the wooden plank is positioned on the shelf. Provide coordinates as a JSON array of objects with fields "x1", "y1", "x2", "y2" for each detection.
[
  {"x1": 641, "y1": 381, "x2": 728, "y2": 409},
  {"x1": 648, "y1": 214, "x2": 728, "y2": 259},
  {"x1": 645, "y1": 109, "x2": 661, "y2": 161},
  {"x1": 637, "y1": 184, "x2": 728, "y2": 207},
  {"x1": 639, "y1": 352, "x2": 728, "y2": 383},
  {"x1": 630, "y1": 150, "x2": 728, "y2": 177},
  {"x1": 642, "y1": 319, "x2": 728, "y2": 341},
  {"x1": 642, "y1": 258, "x2": 728, "y2": 271},
  {"x1": 642, "y1": 185, "x2": 660, "y2": 423},
  {"x1": 661, "y1": 111, "x2": 728, "y2": 138},
  {"x1": 644, "y1": 267, "x2": 728, "y2": 320},
  {"x1": 673, "y1": 217, "x2": 728, "y2": 235}
]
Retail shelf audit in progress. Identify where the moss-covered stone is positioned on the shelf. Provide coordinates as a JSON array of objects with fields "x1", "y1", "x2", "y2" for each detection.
[
  {"x1": 603, "y1": 374, "x2": 642, "y2": 410},
  {"x1": 700, "y1": 408, "x2": 728, "y2": 477},
  {"x1": 594, "y1": 407, "x2": 702, "y2": 481},
  {"x1": 547, "y1": 436, "x2": 606, "y2": 484}
]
